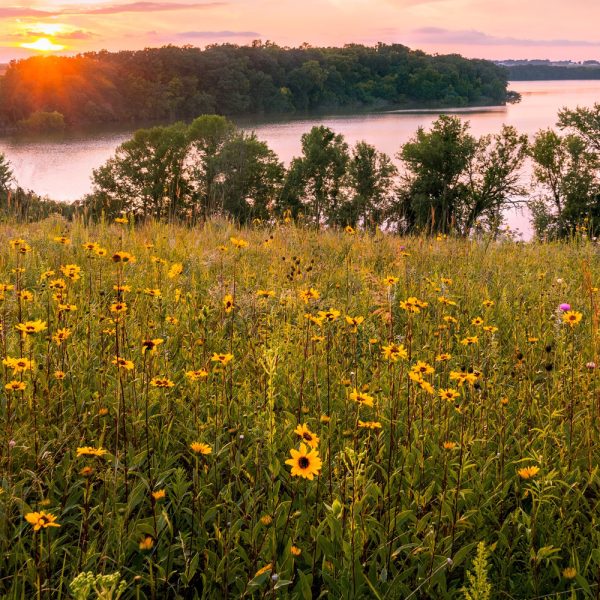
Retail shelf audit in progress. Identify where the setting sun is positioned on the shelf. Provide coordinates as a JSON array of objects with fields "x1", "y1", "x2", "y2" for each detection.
[{"x1": 20, "y1": 38, "x2": 65, "y2": 52}]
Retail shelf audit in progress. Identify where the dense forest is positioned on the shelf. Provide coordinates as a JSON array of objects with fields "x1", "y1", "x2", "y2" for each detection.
[
  {"x1": 0, "y1": 43, "x2": 508, "y2": 128},
  {"x1": 506, "y1": 64, "x2": 600, "y2": 80}
]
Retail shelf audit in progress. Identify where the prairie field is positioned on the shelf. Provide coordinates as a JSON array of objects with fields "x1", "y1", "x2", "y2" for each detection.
[{"x1": 1, "y1": 218, "x2": 600, "y2": 599}]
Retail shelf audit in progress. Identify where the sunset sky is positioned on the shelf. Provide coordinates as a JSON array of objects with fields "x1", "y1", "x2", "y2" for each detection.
[{"x1": 0, "y1": 0, "x2": 598, "y2": 63}]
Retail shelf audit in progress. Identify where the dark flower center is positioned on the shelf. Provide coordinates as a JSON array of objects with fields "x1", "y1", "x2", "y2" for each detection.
[
  {"x1": 303, "y1": 433, "x2": 312, "y2": 441},
  {"x1": 298, "y1": 457, "x2": 310, "y2": 469}
]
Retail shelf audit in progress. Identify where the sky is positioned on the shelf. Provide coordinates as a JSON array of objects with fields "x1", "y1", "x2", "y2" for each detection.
[{"x1": 0, "y1": 0, "x2": 599, "y2": 63}]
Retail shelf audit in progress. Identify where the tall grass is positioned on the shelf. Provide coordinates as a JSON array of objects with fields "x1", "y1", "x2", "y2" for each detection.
[{"x1": 0, "y1": 216, "x2": 598, "y2": 599}]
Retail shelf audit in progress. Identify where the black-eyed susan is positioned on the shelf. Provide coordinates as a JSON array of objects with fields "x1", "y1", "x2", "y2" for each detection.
[
  {"x1": 190, "y1": 442, "x2": 212, "y2": 455},
  {"x1": 223, "y1": 294, "x2": 235, "y2": 313},
  {"x1": 142, "y1": 338, "x2": 164, "y2": 354},
  {"x1": 285, "y1": 443, "x2": 322, "y2": 480},
  {"x1": 185, "y1": 369, "x2": 209, "y2": 381},
  {"x1": 15, "y1": 320, "x2": 47, "y2": 335},
  {"x1": 76, "y1": 446, "x2": 108, "y2": 458},
  {"x1": 438, "y1": 388, "x2": 460, "y2": 402},
  {"x1": 211, "y1": 352, "x2": 233, "y2": 366},
  {"x1": 349, "y1": 388, "x2": 374, "y2": 407},
  {"x1": 112, "y1": 357, "x2": 134, "y2": 371},
  {"x1": 293, "y1": 424, "x2": 319, "y2": 449},
  {"x1": 358, "y1": 420, "x2": 382, "y2": 430},
  {"x1": 299, "y1": 288, "x2": 320, "y2": 303},
  {"x1": 25, "y1": 511, "x2": 60, "y2": 531},
  {"x1": 3, "y1": 356, "x2": 34, "y2": 373},
  {"x1": 150, "y1": 377, "x2": 175, "y2": 388},
  {"x1": 381, "y1": 343, "x2": 408, "y2": 362},
  {"x1": 562, "y1": 311, "x2": 582, "y2": 327},
  {"x1": 5, "y1": 380, "x2": 26, "y2": 391},
  {"x1": 518, "y1": 465, "x2": 540, "y2": 480}
]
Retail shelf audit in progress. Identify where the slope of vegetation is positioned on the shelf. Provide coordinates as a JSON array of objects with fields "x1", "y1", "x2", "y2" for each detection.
[
  {"x1": 0, "y1": 218, "x2": 599, "y2": 598},
  {"x1": 0, "y1": 43, "x2": 508, "y2": 128}
]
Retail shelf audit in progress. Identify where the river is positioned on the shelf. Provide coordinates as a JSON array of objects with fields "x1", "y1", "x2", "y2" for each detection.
[{"x1": 1, "y1": 80, "x2": 599, "y2": 238}]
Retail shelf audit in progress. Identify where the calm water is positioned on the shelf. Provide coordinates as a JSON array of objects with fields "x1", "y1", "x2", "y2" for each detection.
[{"x1": 2, "y1": 80, "x2": 600, "y2": 237}]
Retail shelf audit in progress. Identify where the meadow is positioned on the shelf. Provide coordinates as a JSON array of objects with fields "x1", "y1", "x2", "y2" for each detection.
[{"x1": 0, "y1": 217, "x2": 599, "y2": 599}]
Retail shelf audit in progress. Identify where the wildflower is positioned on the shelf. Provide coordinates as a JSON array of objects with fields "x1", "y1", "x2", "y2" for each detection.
[
  {"x1": 299, "y1": 288, "x2": 320, "y2": 303},
  {"x1": 168, "y1": 263, "x2": 183, "y2": 278},
  {"x1": 15, "y1": 320, "x2": 47, "y2": 335},
  {"x1": 559, "y1": 303, "x2": 571, "y2": 312},
  {"x1": 320, "y1": 414, "x2": 330, "y2": 424},
  {"x1": 400, "y1": 297, "x2": 428, "y2": 313},
  {"x1": 190, "y1": 442, "x2": 212, "y2": 455},
  {"x1": 152, "y1": 490, "x2": 166, "y2": 501},
  {"x1": 460, "y1": 336, "x2": 478, "y2": 346},
  {"x1": 409, "y1": 374, "x2": 435, "y2": 394},
  {"x1": 438, "y1": 296, "x2": 457, "y2": 306},
  {"x1": 52, "y1": 328, "x2": 71, "y2": 345},
  {"x1": 230, "y1": 237, "x2": 249, "y2": 248},
  {"x1": 98, "y1": 407, "x2": 109, "y2": 416},
  {"x1": 483, "y1": 325, "x2": 498, "y2": 334},
  {"x1": 436, "y1": 353, "x2": 452, "y2": 361},
  {"x1": 257, "y1": 289, "x2": 275, "y2": 298},
  {"x1": 223, "y1": 294, "x2": 235, "y2": 313},
  {"x1": 443, "y1": 315, "x2": 458, "y2": 324},
  {"x1": 211, "y1": 353, "x2": 233, "y2": 366},
  {"x1": 111, "y1": 251, "x2": 136, "y2": 263},
  {"x1": 441, "y1": 277, "x2": 452, "y2": 285},
  {"x1": 450, "y1": 370, "x2": 481, "y2": 386},
  {"x1": 186, "y1": 369, "x2": 209, "y2": 381},
  {"x1": 25, "y1": 511, "x2": 60, "y2": 531},
  {"x1": 112, "y1": 357, "x2": 134, "y2": 371},
  {"x1": 318, "y1": 308, "x2": 340, "y2": 322},
  {"x1": 142, "y1": 338, "x2": 164, "y2": 354},
  {"x1": 285, "y1": 443, "x2": 322, "y2": 480},
  {"x1": 80, "y1": 466, "x2": 94, "y2": 477},
  {"x1": 5, "y1": 380, "x2": 26, "y2": 391},
  {"x1": 344, "y1": 225, "x2": 356, "y2": 235},
  {"x1": 443, "y1": 441, "x2": 457, "y2": 450},
  {"x1": 349, "y1": 388, "x2": 374, "y2": 407},
  {"x1": 411, "y1": 361, "x2": 434, "y2": 375},
  {"x1": 60, "y1": 264, "x2": 82, "y2": 281},
  {"x1": 260, "y1": 515, "x2": 273, "y2": 525},
  {"x1": 53, "y1": 236, "x2": 70, "y2": 245},
  {"x1": 562, "y1": 311, "x2": 582, "y2": 327},
  {"x1": 150, "y1": 377, "x2": 175, "y2": 388},
  {"x1": 139, "y1": 536, "x2": 154, "y2": 551},
  {"x1": 58, "y1": 303, "x2": 77, "y2": 312},
  {"x1": 381, "y1": 343, "x2": 408, "y2": 362},
  {"x1": 482, "y1": 299, "x2": 495, "y2": 308},
  {"x1": 345, "y1": 315, "x2": 364, "y2": 332},
  {"x1": 54, "y1": 371, "x2": 66, "y2": 380},
  {"x1": 144, "y1": 288, "x2": 161, "y2": 298},
  {"x1": 562, "y1": 567, "x2": 577, "y2": 579},
  {"x1": 82, "y1": 242, "x2": 99, "y2": 252},
  {"x1": 166, "y1": 316, "x2": 179, "y2": 325},
  {"x1": 383, "y1": 276, "x2": 398, "y2": 286},
  {"x1": 95, "y1": 247, "x2": 108, "y2": 257},
  {"x1": 438, "y1": 388, "x2": 460, "y2": 402},
  {"x1": 291, "y1": 545, "x2": 302, "y2": 556},
  {"x1": 518, "y1": 465, "x2": 540, "y2": 480},
  {"x1": 76, "y1": 446, "x2": 108, "y2": 458},
  {"x1": 293, "y1": 424, "x2": 319, "y2": 449},
  {"x1": 3, "y1": 356, "x2": 34, "y2": 373},
  {"x1": 471, "y1": 317, "x2": 484, "y2": 326},
  {"x1": 358, "y1": 420, "x2": 382, "y2": 430},
  {"x1": 110, "y1": 302, "x2": 127, "y2": 314},
  {"x1": 114, "y1": 216, "x2": 128, "y2": 224},
  {"x1": 18, "y1": 290, "x2": 34, "y2": 302}
]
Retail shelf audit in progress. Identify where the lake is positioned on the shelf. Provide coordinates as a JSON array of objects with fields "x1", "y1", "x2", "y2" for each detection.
[{"x1": 2, "y1": 80, "x2": 600, "y2": 238}]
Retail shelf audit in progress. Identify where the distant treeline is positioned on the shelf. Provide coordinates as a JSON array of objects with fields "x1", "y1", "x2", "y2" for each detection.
[
  {"x1": 506, "y1": 65, "x2": 600, "y2": 80},
  {"x1": 3, "y1": 102, "x2": 599, "y2": 240},
  {"x1": 0, "y1": 43, "x2": 508, "y2": 128}
]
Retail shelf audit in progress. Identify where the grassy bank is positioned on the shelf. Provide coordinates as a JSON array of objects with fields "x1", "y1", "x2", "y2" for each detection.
[{"x1": 0, "y1": 218, "x2": 598, "y2": 598}]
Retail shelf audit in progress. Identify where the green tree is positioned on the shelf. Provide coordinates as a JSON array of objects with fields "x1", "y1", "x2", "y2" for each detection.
[
  {"x1": 558, "y1": 103, "x2": 600, "y2": 152},
  {"x1": 344, "y1": 141, "x2": 397, "y2": 229},
  {"x1": 218, "y1": 132, "x2": 285, "y2": 223},
  {"x1": 395, "y1": 115, "x2": 476, "y2": 234},
  {"x1": 91, "y1": 122, "x2": 189, "y2": 220},
  {"x1": 0, "y1": 153, "x2": 14, "y2": 193},
  {"x1": 186, "y1": 115, "x2": 236, "y2": 221},
  {"x1": 530, "y1": 129, "x2": 600, "y2": 238},
  {"x1": 462, "y1": 125, "x2": 529, "y2": 234},
  {"x1": 280, "y1": 126, "x2": 349, "y2": 225}
]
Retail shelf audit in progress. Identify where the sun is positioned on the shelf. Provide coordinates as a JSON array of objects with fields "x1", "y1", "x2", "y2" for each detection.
[{"x1": 20, "y1": 38, "x2": 65, "y2": 52}]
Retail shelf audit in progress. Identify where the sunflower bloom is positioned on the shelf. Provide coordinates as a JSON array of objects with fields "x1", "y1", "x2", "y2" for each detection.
[
  {"x1": 285, "y1": 443, "x2": 322, "y2": 480},
  {"x1": 293, "y1": 424, "x2": 320, "y2": 449},
  {"x1": 25, "y1": 511, "x2": 60, "y2": 531}
]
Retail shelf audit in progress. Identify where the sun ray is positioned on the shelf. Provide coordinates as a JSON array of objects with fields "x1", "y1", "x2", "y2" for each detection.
[{"x1": 20, "y1": 38, "x2": 65, "y2": 52}]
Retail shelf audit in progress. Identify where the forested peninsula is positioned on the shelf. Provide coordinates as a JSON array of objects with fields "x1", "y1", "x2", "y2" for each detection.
[{"x1": 0, "y1": 43, "x2": 508, "y2": 129}]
